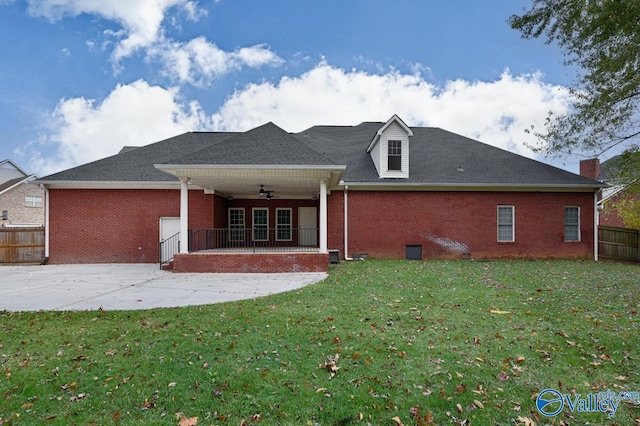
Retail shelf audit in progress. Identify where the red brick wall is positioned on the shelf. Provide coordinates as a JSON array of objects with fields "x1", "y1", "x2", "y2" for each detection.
[
  {"x1": 49, "y1": 188, "x2": 597, "y2": 264},
  {"x1": 173, "y1": 252, "x2": 328, "y2": 273},
  {"x1": 328, "y1": 190, "x2": 596, "y2": 260},
  {"x1": 213, "y1": 194, "x2": 228, "y2": 228},
  {"x1": 48, "y1": 189, "x2": 213, "y2": 264}
]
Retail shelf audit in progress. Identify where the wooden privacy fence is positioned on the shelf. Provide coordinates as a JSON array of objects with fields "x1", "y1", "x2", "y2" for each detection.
[
  {"x1": 0, "y1": 227, "x2": 45, "y2": 264},
  {"x1": 598, "y1": 226, "x2": 639, "y2": 263}
]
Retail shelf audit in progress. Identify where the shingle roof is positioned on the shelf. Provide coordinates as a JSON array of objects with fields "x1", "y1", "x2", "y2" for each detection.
[
  {"x1": 295, "y1": 123, "x2": 602, "y2": 187},
  {"x1": 0, "y1": 176, "x2": 30, "y2": 193},
  {"x1": 164, "y1": 122, "x2": 337, "y2": 166},
  {"x1": 39, "y1": 132, "x2": 237, "y2": 182},
  {"x1": 38, "y1": 120, "x2": 603, "y2": 188}
]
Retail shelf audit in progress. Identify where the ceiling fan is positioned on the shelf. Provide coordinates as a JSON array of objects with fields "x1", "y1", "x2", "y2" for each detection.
[{"x1": 258, "y1": 185, "x2": 278, "y2": 200}]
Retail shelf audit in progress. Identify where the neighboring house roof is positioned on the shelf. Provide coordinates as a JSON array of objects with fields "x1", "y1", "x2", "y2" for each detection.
[
  {"x1": 0, "y1": 158, "x2": 37, "y2": 195},
  {"x1": 37, "y1": 118, "x2": 604, "y2": 190},
  {"x1": 0, "y1": 176, "x2": 31, "y2": 194},
  {"x1": 0, "y1": 159, "x2": 31, "y2": 177}
]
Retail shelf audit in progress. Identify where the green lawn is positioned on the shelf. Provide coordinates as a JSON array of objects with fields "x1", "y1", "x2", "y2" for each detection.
[{"x1": 1, "y1": 260, "x2": 639, "y2": 425}]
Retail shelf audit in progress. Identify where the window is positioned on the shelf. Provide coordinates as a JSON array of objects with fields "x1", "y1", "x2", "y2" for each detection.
[
  {"x1": 253, "y1": 208, "x2": 268, "y2": 241},
  {"x1": 25, "y1": 196, "x2": 42, "y2": 208},
  {"x1": 497, "y1": 206, "x2": 515, "y2": 242},
  {"x1": 228, "y1": 208, "x2": 245, "y2": 241},
  {"x1": 564, "y1": 206, "x2": 580, "y2": 241},
  {"x1": 387, "y1": 140, "x2": 402, "y2": 171},
  {"x1": 276, "y1": 208, "x2": 292, "y2": 241}
]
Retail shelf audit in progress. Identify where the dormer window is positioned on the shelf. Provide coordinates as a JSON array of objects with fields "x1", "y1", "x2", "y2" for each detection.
[
  {"x1": 388, "y1": 140, "x2": 402, "y2": 171},
  {"x1": 367, "y1": 114, "x2": 413, "y2": 179}
]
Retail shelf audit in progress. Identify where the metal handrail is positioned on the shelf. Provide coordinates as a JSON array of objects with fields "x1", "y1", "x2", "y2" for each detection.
[
  {"x1": 189, "y1": 227, "x2": 318, "y2": 253},
  {"x1": 159, "y1": 232, "x2": 180, "y2": 269}
]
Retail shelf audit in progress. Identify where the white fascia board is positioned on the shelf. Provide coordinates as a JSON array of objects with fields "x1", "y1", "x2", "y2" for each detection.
[
  {"x1": 154, "y1": 164, "x2": 346, "y2": 184},
  {"x1": 36, "y1": 180, "x2": 182, "y2": 190},
  {"x1": 339, "y1": 181, "x2": 605, "y2": 192},
  {"x1": 154, "y1": 164, "x2": 346, "y2": 172}
]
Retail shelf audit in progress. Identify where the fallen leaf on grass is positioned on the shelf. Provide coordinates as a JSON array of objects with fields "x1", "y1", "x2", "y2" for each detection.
[
  {"x1": 168, "y1": 382, "x2": 177, "y2": 388},
  {"x1": 69, "y1": 393, "x2": 86, "y2": 402},
  {"x1": 490, "y1": 310, "x2": 510, "y2": 314},
  {"x1": 516, "y1": 416, "x2": 536, "y2": 426},
  {"x1": 178, "y1": 415, "x2": 198, "y2": 426},
  {"x1": 318, "y1": 354, "x2": 340, "y2": 379},
  {"x1": 496, "y1": 371, "x2": 509, "y2": 381},
  {"x1": 391, "y1": 416, "x2": 404, "y2": 425}
]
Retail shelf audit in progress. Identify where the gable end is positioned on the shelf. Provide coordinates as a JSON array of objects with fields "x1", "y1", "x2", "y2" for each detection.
[{"x1": 369, "y1": 117, "x2": 411, "y2": 179}]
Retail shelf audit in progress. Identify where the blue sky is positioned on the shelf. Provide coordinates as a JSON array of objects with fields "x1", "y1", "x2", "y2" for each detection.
[{"x1": 1, "y1": 0, "x2": 587, "y2": 176}]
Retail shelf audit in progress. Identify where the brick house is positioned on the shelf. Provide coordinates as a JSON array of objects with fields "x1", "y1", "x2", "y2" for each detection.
[
  {"x1": 37, "y1": 115, "x2": 604, "y2": 272},
  {"x1": 0, "y1": 160, "x2": 44, "y2": 227},
  {"x1": 580, "y1": 157, "x2": 639, "y2": 229}
]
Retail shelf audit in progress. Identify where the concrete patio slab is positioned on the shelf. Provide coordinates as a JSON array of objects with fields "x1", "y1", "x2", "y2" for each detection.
[{"x1": 0, "y1": 264, "x2": 327, "y2": 311}]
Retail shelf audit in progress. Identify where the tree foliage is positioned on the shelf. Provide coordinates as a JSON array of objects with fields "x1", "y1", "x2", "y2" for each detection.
[
  {"x1": 509, "y1": 0, "x2": 640, "y2": 157},
  {"x1": 510, "y1": 1, "x2": 640, "y2": 228}
]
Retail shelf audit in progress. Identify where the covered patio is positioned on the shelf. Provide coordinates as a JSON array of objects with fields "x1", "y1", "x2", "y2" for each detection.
[{"x1": 155, "y1": 164, "x2": 345, "y2": 272}]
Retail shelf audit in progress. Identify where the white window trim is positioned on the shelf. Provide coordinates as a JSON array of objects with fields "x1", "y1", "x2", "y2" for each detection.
[
  {"x1": 276, "y1": 208, "x2": 292, "y2": 241},
  {"x1": 564, "y1": 206, "x2": 581, "y2": 242},
  {"x1": 252, "y1": 207, "x2": 269, "y2": 241},
  {"x1": 497, "y1": 205, "x2": 515, "y2": 242},
  {"x1": 228, "y1": 207, "x2": 245, "y2": 241},
  {"x1": 25, "y1": 195, "x2": 43, "y2": 208},
  {"x1": 387, "y1": 140, "x2": 402, "y2": 172}
]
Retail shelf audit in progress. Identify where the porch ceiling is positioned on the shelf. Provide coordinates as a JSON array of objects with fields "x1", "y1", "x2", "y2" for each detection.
[{"x1": 154, "y1": 165, "x2": 345, "y2": 199}]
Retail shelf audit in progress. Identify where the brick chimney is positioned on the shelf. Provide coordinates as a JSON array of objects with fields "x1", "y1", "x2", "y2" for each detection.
[{"x1": 579, "y1": 158, "x2": 600, "y2": 180}]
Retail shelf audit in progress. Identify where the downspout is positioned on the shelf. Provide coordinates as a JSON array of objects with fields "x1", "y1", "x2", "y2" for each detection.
[
  {"x1": 594, "y1": 191, "x2": 599, "y2": 261},
  {"x1": 40, "y1": 184, "x2": 50, "y2": 265},
  {"x1": 343, "y1": 185, "x2": 353, "y2": 260}
]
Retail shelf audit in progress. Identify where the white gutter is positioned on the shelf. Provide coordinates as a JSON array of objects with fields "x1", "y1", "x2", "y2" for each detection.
[
  {"x1": 594, "y1": 191, "x2": 599, "y2": 261},
  {"x1": 34, "y1": 181, "x2": 182, "y2": 190},
  {"x1": 340, "y1": 181, "x2": 606, "y2": 192},
  {"x1": 40, "y1": 184, "x2": 50, "y2": 261},
  {"x1": 344, "y1": 186, "x2": 353, "y2": 260}
]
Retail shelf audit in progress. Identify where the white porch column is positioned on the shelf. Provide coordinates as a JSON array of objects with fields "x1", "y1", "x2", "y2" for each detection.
[
  {"x1": 319, "y1": 179, "x2": 328, "y2": 253},
  {"x1": 180, "y1": 178, "x2": 189, "y2": 254}
]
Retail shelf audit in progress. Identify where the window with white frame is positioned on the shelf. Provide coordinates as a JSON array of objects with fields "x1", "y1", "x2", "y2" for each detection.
[
  {"x1": 276, "y1": 208, "x2": 292, "y2": 241},
  {"x1": 497, "y1": 205, "x2": 515, "y2": 242},
  {"x1": 25, "y1": 196, "x2": 43, "y2": 208},
  {"x1": 253, "y1": 208, "x2": 268, "y2": 241},
  {"x1": 228, "y1": 208, "x2": 245, "y2": 241},
  {"x1": 387, "y1": 140, "x2": 402, "y2": 171},
  {"x1": 564, "y1": 206, "x2": 580, "y2": 241}
]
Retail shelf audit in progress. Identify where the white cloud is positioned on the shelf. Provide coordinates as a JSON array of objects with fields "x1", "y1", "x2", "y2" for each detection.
[
  {"x1": 25, "y1": 63, "x2": 573, "y2": 176},
  {"x1": 27, "y1": 80, "x2": 212, "y2": 175},
  {"x1": 149, "y1": 37, "x2": 283, "y2": 86},
  {"x1": 212, "y1": 63, "x2": 572, "y2": 157},
  {"x1": 25, "y1": 0, "x2": 202, "y2": 60}
]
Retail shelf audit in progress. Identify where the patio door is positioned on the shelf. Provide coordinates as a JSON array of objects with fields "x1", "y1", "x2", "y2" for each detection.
[
  {"x1": 298, "y1": 207, "x2": 317, "y2": 246},
  {"x1": 160, "y1": 217, "x2": 180, "y2": 262}
]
